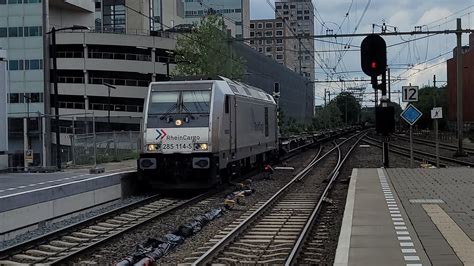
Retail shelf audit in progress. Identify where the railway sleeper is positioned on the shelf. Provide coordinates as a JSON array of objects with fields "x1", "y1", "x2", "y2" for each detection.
[
  {"x1": 38, "y1": 244, "x2": 67, "y2": 252},
  {"x1": 11, "y1": 253, "x2": 43, "y2": 262},
  {"x1": 50, "y1": 240, "x2": 77, "y2": 247},
  {"x1": 24, "y1": 249, "x2": 57, "y2": 257}
]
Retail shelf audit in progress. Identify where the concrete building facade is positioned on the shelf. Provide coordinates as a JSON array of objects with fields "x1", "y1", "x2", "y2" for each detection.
[
  {"x1": 275, "y1": 0, "x2": 315, "y2": 81},
  {"x1": 182, "y1": 0, "x2": 250, "y2": 38},
  {"x1": 249, "y1": 18, "x2": 298, "y2": 72},
  {"x1": 0, "y1": 0, "x2": 45, "y2": 167}
]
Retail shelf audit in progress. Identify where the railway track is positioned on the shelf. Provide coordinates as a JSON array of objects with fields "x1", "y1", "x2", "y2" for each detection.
[
  {"x1": 363, "y1": 136, "x2": 474, "y2": 167},
  {"x1": 186, "y1": 131, "x2": 365, "y2": 265},
  {"x1": 0, "y1": 193, "x2": 211, "y2": 265},
  {"x1": 393, "y1": 133, "x2": 474, "y2": 155}
]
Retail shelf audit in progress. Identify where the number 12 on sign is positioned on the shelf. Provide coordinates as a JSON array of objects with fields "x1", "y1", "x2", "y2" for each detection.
[{"x1": 402, "y1": 86, "x2": 419, "y2": 102}]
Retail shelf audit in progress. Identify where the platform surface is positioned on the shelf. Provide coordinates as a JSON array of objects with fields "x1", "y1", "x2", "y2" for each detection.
[
  {"x1": 335, "y1": 167, "x2": 474, "y2": 266},
  {"x1": 0, "y1": 160, "x2": 135, "y2": 197}
]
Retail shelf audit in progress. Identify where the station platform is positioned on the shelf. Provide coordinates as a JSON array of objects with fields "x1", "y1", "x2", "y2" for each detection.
[
  {"x1": 335, "y1": 167, "x2": 474, "y2": 266},
  {"x1": 0, "y1": 160, "x2": 136, "y2": 239}
]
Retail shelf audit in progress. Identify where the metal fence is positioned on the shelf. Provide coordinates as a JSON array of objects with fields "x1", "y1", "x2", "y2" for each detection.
[{"x1": 70, "y1": 131, "x2": 141, "y2": 165}]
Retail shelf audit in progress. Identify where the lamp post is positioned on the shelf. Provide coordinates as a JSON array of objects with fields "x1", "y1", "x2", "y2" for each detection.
[
  {"x1": 24, "y1": 94, "x2": 31, "y2": 147},
  {"x1": 103, "y1": 82, "x2": 117, "y2": 131},
  {"x1": 47, "y1": 25, "x2": 89, "y2": 170}
]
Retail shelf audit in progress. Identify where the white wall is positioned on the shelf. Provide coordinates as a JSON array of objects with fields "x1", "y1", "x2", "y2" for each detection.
[{"x1": 49, "y1": 0, "x2": 95, "y2": 29}]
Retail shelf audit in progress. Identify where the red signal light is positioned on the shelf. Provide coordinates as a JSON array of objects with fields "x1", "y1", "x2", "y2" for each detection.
[{"x1": 371, "y1": 62, "x2": 377, "y2": 69}]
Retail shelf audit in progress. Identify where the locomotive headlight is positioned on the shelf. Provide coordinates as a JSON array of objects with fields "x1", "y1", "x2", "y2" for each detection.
[
  {"x1": 194, "y1": 143, "x2": 208, "y2": 151},
  {"x1": 147, "y1": 144, "x2": 157, "y2": 151},
  {"x1": 175, "y1": 119, "x2": 182, "y2": 126}
]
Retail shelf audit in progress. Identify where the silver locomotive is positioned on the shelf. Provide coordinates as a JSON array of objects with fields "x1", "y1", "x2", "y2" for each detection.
[{"x1": 138, "y1": 77, "x2": 278, "y2": 189}]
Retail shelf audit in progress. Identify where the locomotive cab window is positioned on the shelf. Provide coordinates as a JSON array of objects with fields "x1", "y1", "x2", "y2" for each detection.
[
  {"x1": 182, "y1": 91, "x2": 211, "y2": 114},
  {"x1": 149, "y1": 91, "x2": 179, "y2": 114}
]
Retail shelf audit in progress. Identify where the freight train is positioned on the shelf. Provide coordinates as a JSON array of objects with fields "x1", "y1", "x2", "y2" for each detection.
[{"x1": 138, "y1": 77, "x2": 355, "y2": 189}]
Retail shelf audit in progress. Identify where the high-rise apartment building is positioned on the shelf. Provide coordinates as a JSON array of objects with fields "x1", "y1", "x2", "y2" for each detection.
[
  {"x1": 1, "y1": 0, "x2": 46, "y2": 166},
  {"x1": 182, "y1": 0, "x2": 250, "y2": 38},
  {"x1": 275, "y1": 0, "x2": 315, "y2": 81},
  {"x1": 249, "y1": 19, "x2": 298, "y2": 72}
]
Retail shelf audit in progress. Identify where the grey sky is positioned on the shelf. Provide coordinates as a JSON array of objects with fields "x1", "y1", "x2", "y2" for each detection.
[{"x1": 249, "y1": 0, "x2": 474, "y2": 106}]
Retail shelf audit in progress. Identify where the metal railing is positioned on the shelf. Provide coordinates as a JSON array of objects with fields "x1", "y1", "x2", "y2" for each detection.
[
  {"x1": 70, "y1": 131, "x2": 141, "y2": 165},
  {"x1": 57, "y1": 101, "x2": 143, "y2": 113},
  {"x1": 89, "y1": 51, "x2": 151, "y2": 61},
  {"x1": 88, "y1": 77, "x2": 149, "y2": 87}
]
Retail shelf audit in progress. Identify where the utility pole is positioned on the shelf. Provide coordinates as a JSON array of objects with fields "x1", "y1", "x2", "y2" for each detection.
[
  {"x1": 455, "y1": 18, "x2": 466, "y2": 157},
  {"x1": 324, "y1": 88, "x2": 327, "y2": 106},
  {"x1": 387, "y1": 68, "x2": 391, "y2": 101},
  {"x1": 298, "y1": 35, "x2": 302, "y2": 75}
]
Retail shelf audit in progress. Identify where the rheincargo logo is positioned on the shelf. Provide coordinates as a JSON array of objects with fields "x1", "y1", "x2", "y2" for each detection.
[
  {"x1": 166, "y1": 135, "x2": 201, "y2": 141},
  {"x1": 155, "y1": 128, "x2": 201, "y2": 142}
]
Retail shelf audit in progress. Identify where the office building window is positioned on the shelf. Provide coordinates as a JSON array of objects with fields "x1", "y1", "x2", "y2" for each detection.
[
  {"x1": 8, "y1": 93, "x2": 43, "y2": 103},
  {"x1": 276, "y1": 54, "x2": 283, "y2": 60},
  {"x1": 276, "y1": 22, "x2": 283, "y2": 28},
  {"x1": 276, "y1": 39, "x2": 283, "y2": 44},
  {"x1": 9, "y1": 93, "x2": 19, "y2": 103},
  {"x1": 8, "y1": 27, "x2": 23, "y2": 37},
  {"x1": 0, "y1": 27, "x2": 6, "y2": 37},
  {"x1": 249, "y1": 40, "x2": 254, "y2": 44},
  {"x1": 276, "y1": 30, "x2": 283, "y2": 36},
  {"x1": 8, "y1": 59, "x2": 43, "y2": 70},
  {"x1": 257, "y1": 23, "x2": 263, "y2": 29},
  {"x1": 265, "y1": 23, "x2": 273, "y2": 29},
  {"x1": 265, "y1": 31, "x2": 272, "y2": 36},
  {"x1": 266, "y1": 39, "x2": 272, "y2": 45},
  {"x1": 250, "y1": 31, "x2": 254, "y2": 37},
  {"x1": 276, "y1": 46, "x2": 283, "y2": 51},
  {"x1": 266, "y1": 47, "x2": 272, "y2": 52},
  {"x1": 103, "y1": 0, "x2": 126, "y2": 33},
  {"x1": 250, "y1": 23, "x2": 255, "y2": 29},
  {"x1": 23, "y1": 26, "x2": 42, "y2": 37}
]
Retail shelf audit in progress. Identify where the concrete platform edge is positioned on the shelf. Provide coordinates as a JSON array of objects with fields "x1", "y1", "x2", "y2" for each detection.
[{"x1": 334, "y1": 168, "x2": 358, "y2": 266}]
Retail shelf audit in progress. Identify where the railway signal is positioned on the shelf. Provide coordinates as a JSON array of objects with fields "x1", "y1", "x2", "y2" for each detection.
[
  {"x1": 361, "y1": 34, "x2": 393, "y2": 167},
  {"x1": 361, "y1": 34, "x2": 387, "y2": 79}
]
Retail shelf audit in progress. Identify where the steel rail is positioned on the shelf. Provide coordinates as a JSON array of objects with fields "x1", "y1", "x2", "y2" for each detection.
[
  {"x1": 285, "y1": 133, "x2": 366, "y2": 265},
  {"x1": 394, "y1": 134, "x2": 474, "y2": 154},
  {"x1": 191, "y1": 131, "x2": 365, "y2": 265},
  {"x1": 364, "y1": 136, "x2": 474, "y2": 167},
  {"x1": 0, "y1": 192, "x2": 212, "y2": 265},
  {"x1": 0, "y1": 194, "x2": 162, "y2": 258},
  {"x1": 49, "y1": 192, "x2": 213, "y2": 265}
]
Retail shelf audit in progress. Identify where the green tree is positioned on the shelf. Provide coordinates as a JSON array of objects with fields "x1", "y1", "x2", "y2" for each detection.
[
  {"x1": 412, "y1": 86, "x2": 448, "y2": 129},
  {"x1": 173, "y1": 15, "x2": 245, "y2": 79},
  {"x1": 312, "y1": 102, "x2": 343, "y2": 130},
  {"x1": 332, "y1": 92, "x2": 361, "y2": 125}
]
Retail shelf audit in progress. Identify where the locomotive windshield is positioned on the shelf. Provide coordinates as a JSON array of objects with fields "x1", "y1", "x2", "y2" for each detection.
[
  {"x1": 149, "y1": 91, "x2": 179, "y2": 114},
  {"x1": 182, "y1": 91, "x2": 211, "y2": 113},
  {"x1": 148, "y1": 90, "x2": 211, "y2": 114}
]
